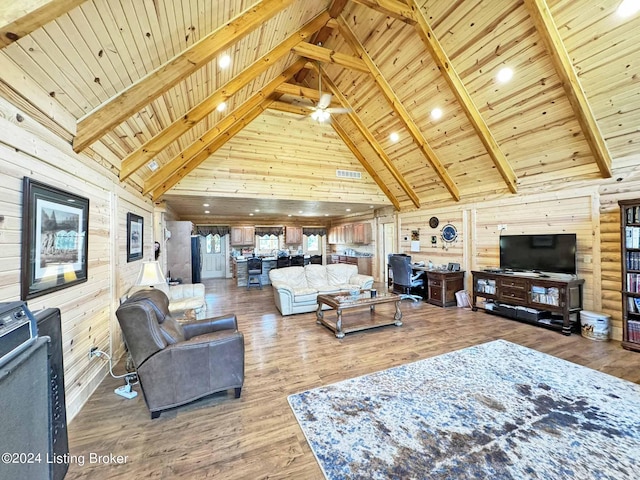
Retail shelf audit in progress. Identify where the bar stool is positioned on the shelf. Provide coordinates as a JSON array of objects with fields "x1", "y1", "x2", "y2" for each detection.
[
  {"x1": 247, "y1": 257, "x2": 262, "y2": 289},
  {"x1": 277, "y1": 257, "x2": 290, "y2": 268},
  {"x1": 290, "y1": 255, "x2": 305, "y2": 267}
]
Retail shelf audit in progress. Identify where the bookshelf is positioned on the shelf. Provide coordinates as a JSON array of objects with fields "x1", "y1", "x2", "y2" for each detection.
[{"x1": 619, "y1": 199, "x2": 640, "y2": 352}]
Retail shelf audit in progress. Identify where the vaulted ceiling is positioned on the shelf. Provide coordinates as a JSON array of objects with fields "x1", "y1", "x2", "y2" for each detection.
[{"x1": 1, "y1": 0, "x2": 638, "y2": 223}]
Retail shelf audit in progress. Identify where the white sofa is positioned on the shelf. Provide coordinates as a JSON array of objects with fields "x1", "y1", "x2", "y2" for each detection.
[
  {"x1": 268, "y1": 264, "x2": 374, "y2": 315},
  {"x1": 129, "y1": 283, "x2": 206, "y2": 314}
]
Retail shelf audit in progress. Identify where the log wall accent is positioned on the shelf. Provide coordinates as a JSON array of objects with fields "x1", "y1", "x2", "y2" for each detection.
[{"x1": 0, "y1": 97, "x2": 152, "y2": 421}]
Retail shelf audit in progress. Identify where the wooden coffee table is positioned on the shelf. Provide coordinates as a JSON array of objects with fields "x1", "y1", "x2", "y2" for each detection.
[{"x1": 316, "y1": 290, "x2": 403, "y2": 338}]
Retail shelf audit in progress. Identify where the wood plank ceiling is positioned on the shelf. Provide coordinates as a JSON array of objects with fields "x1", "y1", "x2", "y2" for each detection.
[{"x1": 1, "y1": 0, "x2": 638, "y2": 222}]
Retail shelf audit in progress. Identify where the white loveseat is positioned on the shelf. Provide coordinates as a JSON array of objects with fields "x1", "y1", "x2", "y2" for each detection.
[
  {"x1": 129, "y1": 283, "x2": 206, "y2": 314},
  {"x1": 268, "y1": 264, "x2": 374, "y2": 316}
]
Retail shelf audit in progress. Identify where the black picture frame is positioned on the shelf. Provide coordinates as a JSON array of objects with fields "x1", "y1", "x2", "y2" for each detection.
[
  {"x1": 21, "y1": 177, "x2": 89, "y2": 300},
  {"x1": 127, "y1": 212, "x2": 143, "y2": 262}
]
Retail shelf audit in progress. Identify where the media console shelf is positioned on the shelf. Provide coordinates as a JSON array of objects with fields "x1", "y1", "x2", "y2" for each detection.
[{"x1": 472, "y1": 271, "x2": 584, "y2": 335}]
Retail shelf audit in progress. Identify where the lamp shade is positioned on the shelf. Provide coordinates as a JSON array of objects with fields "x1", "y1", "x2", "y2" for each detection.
[{"x1": 135, "y1": 261, "x2": 166, "y2": 287}]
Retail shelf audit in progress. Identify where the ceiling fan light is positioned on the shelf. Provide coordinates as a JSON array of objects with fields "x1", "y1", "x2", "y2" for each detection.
[{"x1": 311, "y1": 109, "x2": 330, "y2": 122}]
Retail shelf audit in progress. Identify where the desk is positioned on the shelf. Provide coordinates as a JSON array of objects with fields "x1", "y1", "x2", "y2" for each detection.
[{"x1": 412, "y1": 267, "x2": 465, "y2": 307}]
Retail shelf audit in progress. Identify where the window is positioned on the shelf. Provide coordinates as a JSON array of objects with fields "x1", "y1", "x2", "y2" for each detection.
[
  {"x1": 306, "y1": 234, "x2": 319, "y2": 252},
  {"x1": 258, "y1": 234, "x2": 279, "y2": 252},
  {"x1": 205, "y1": 234, "x2": 221, "y2": 254}
]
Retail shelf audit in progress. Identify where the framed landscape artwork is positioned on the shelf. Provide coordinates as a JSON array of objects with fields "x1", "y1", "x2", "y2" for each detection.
[
  {"x1": 21, "y1": 177, "x2": 89, "y2": 300},
  {"x1": 127, "y1": 212, "x2": 143, "y2": 262}
]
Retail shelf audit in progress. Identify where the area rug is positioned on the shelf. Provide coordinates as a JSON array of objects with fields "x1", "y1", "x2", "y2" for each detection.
[{"x1": 288, "y1": 340, "x2": 640, "y2": 479}]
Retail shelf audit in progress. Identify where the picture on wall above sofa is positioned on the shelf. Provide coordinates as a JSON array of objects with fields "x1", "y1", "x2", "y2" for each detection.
[{"x1": 21, "y1": 177, "x2": 89, "y2": 300}]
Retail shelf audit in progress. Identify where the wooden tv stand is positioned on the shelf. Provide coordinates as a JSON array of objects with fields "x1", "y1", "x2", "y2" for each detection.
[{"x1": 471, "y1": 271, "x2": 584, "y2": 335}]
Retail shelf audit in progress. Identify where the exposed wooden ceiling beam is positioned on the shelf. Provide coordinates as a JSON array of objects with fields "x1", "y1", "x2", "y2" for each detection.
[
  {"x1": 313, "y1": 65, "x2": 421, "y2": 208},
  {"x1": 144, "y1": 60, "x2": 307, "y2": 196},
  {"x1": 0, "y1": 0, "x2": 85, "y2": 48},
  {"x1": 73, "y1": 0, "x2": 295, "y2": 153},
  {"x1": 407, "y1": 0, "x2": 518, "y2": 194},
  {"x1": 331, "y1": 121, "x2": 400, "y2": 209},
  {"x1": 295, "y1": 0, "x2": 349, "y2": 83},
  {"x1": 291, "y1": 42, "x2": 369, "y2": 73},
  {"x1": 349, "y1": 0, "x2": 416, "y2": 24},
  {"x1": 268, "y1": 101, "x2": 311, "y2": 116},
  {"x1": 276, "y1": 83, "x2": 325, "y2": 101},
  {"x1": 119, "y1": 10, "x2": 330, "y2": 181},
  {"x1": 336, "y1": 15, "x2": 460, "y2": 201},
  {"x1": 151, "y1": 98, "x2": 272, "y2": 200},
  {"x1": 523, "y1": 0, "x2": 612, "y2": 178}
]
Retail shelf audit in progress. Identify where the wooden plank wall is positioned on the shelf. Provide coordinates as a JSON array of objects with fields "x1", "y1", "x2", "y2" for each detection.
[{"x1": 0, "y1": 97, "x2": 153, "y2": 421}]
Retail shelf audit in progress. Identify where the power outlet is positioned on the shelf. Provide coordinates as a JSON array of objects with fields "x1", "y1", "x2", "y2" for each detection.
[
  {"x1": 498, "y1": 224, "x2": 507, "y2": 231},
  {"x1": 89, "y1": 346, "x2": 100, "y2": 359}
]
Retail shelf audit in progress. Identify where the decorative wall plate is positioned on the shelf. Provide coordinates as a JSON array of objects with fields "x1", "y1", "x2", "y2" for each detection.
[
  {"x1": 441, "y1": 224, "x2": 458, "y2": 243},
  {"x1": 429, "y1": 216, "x2": 439, "y2": 228}
]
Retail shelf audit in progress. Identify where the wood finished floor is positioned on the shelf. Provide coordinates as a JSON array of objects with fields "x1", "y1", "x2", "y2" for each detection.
[{"x1": 66, "y1": 280, "x2": 640, "y2": 479}]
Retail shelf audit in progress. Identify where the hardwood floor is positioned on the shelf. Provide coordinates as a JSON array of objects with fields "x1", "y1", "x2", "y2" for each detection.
[{"x1": 66, "y1": 279, "x2": 640, "y2": 479}]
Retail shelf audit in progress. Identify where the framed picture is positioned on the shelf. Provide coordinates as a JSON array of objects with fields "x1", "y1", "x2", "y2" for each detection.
[
  {"x1": 21, "y1": 177, "x2": 89, "y2": 300},
  {"x1": 127, "y1": 212, "x2": 143, "y2": 262}
]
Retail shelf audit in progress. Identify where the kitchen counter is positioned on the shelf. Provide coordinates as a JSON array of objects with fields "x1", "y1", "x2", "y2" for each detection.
[{"x1": 233, "y1": 258, "x2": 276, "y2": 287}]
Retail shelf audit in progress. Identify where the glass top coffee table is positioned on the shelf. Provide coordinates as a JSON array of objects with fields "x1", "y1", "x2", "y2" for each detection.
[{"x1": 316, "y1": 290, "x2": 403, "y2": 338}]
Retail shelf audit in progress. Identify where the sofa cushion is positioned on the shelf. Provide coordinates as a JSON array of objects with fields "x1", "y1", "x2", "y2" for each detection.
[
  {"x1": 317, "y1": 285, "x2": 341, "y2": 294},
  {"x1": 293, "y1": 287, "x2": 318, "y2": 303},
  {"x1": 326, "y1": 264, "x2": 358, "y2": 285},
  {"x1": 305, "y1": 264, "x2": 329, "y2": 288},
  {"x1": 269, "y1": 266, "x2": 308, "y2": 288}
]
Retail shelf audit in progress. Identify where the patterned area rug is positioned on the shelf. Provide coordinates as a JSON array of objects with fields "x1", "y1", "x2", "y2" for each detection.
[{"x1": 288, "y1": 340, "x2": 640, "y2": 479}]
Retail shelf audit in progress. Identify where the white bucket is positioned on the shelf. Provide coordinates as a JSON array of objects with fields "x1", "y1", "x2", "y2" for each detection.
[{"x1": 580, "y1": 310, "x2": 610, "y2": 341}]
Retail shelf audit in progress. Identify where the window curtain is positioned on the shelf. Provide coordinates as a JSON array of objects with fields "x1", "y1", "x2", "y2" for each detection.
[
  {"x1": 255, "y1": 227, "x2": 283, "y2": 237},
  {"x1": 196, "y1": 226, "x2": 230, "y2": 236},
  {"x1": 303, "y1": 227, "x2": 326, "y2": 236}
]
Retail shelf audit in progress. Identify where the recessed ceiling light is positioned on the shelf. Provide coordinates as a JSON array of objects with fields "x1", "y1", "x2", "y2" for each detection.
[
  {"x1": 204, "y1": 210, "x2": 210, "y2": 214},
  {"x1": 617, "y1": 0, "x2": 640, "y2": 17},
  {"x1": 219, "y1": 54, "x2": 231, "y2": 69},
  {"x1": 298, "y1": 210, "x2": 303, "y2": 214},
  {"x1": 389, "y1": 132, "x2": 400, "y2": 142},
  {"x1": 203, "y1": 203, "x2": 209, "y2": 207},
  {"x1": 369, "y1": 205, "x2": 374, "y2": 208},
  {"x1": 254, "y1": 209, "x2": 260, "y2": 212},
  {"x1": 346, "y1": 208, "x2": 351, "y2": 212},
  {"x1": 216, "y1": 102, "x2": 227, "y2": 112},
  {"x1": 325, "y1": 214, "x2": 329, "y2": 216},
  {"x1": 288, "y1": 214, "x2": 292, "y2": 217},
  {"x1": 496, "y1": 67, "x2": 514, "y2": 83},
  {"x1": 431, "y1": 108, "x2": 443, "y2": 120},
  {"x1": 148, "y1": 160, "x2": 159, "y2": 171},
  {"x1": 249, "y1": 213, "x2": 254, "y2": 216}
]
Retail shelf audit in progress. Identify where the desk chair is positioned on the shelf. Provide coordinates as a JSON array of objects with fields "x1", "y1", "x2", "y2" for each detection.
[
  {"x1": 389, "y1": 255, "x2": 424, "y2": 302},
  {"x1": 247, "y1": 257, "x2": 263, "y2": 289}
]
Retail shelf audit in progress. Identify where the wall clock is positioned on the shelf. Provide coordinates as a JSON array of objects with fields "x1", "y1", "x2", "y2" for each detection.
[
  {"x1": 429, "y1": 216, "x2": 439, "y2": 228},
  {"x1": 441, "y1": 224, "x2": 457, "y2": 243}
]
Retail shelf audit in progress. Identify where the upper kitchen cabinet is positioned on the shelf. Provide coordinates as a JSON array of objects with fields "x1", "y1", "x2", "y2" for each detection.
[
  {"x1": 328, "y1": 223, "x2": 372, "y2": 245},
  {"x1": 353, "y1": 223, "x2": 372, "y2": 244},
  {"x1": 231, "y1": 226, "x2": 255, "y2": 246},
  {"x1": 285, "y1": 226, "x2": 303, "y2": 245}
]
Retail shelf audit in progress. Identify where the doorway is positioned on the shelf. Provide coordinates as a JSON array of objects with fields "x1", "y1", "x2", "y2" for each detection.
[
  {"x1": 202, "y1": 234, "x2": 226, "y2": 279},
  {"x1": 383, "y1": 223, "x2": 395, "y2": 287}
]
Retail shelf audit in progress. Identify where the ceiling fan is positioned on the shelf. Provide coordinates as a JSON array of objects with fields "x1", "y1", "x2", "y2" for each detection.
[{"x1": 305, "y1": 64, "x2": 351, "y2": 122}]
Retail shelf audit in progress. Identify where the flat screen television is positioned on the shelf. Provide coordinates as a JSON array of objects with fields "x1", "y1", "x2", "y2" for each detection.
[{"x1": 499, "y1": 234, "x2": 577, "y2": 274}]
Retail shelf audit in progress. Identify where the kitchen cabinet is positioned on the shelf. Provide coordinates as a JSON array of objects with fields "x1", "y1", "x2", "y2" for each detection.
[
  {"x1": 353, "y1": 223, "x2": 372, "y2": 244},
  {"x1": 329, "y1": 254, "x2": 372, "y2": 276},
  {"x1": 328, "y1": 222, "x2": 372, "y2": 245},
  {"x1": 231, "y1": 226, "x2": 255, "y2": 246},
  {"x1": 285, "y1": 226, "x2": 302, "y2": 245}
]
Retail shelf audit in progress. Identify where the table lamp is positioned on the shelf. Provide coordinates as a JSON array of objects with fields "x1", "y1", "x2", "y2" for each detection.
[{"x1": 135, "y1": 261, "x2": 166, "y2": 287}]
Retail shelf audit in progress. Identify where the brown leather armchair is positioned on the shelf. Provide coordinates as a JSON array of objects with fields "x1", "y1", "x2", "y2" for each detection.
[{"x1": 115, "y1": 289, "x2": 244, "y2": 418}]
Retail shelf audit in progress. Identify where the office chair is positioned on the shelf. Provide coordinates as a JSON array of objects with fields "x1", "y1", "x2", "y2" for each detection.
[{"x1": 389, "y1": 254, "x2": 424, "y2": 302}]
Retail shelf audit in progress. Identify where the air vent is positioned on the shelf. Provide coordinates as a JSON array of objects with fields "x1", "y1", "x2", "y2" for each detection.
[{"x1": 336, "y1": 169, "x2": 362, "y2": 180}]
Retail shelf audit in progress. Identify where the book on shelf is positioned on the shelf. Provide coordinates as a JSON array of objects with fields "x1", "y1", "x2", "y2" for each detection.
[{"x1": 628, "y1": 320, "x2": 640, "y2": 343}]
